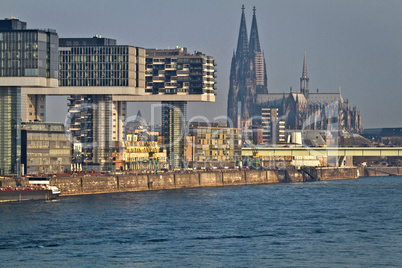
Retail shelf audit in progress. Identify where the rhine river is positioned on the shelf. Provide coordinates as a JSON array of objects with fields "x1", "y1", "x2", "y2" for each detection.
[{"x1": 0, "y1": 176, "x2": 401, "y2": 267}]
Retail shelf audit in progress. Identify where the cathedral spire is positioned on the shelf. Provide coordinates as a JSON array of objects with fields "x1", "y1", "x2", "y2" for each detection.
[
  {"x1": 300, "y1": 50, "x2": 309, "y2": 97},
  {"x1": 302, "y1": 50, "x2": 308, "y2": 78},
  {"x1": 249, "y1": 6, "x2": 261, "y2": 55},
  {"x1": 236, "y1": 4, "x2": 249, "y2": 60}
]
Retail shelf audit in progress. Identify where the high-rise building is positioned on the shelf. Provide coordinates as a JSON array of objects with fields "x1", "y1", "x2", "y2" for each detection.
[
  {"x1": 145, "y1": 47, "x2": 216, "y2": 169},
  {"x1": 0, "y1": 18, "x2": 58, "y2": 176},
  {"x1": 60, "y1": 36, "x2": 146, "y2": 171},
  {"x1": 227, "y1": 6, "x2": 268, "y2": 128}
]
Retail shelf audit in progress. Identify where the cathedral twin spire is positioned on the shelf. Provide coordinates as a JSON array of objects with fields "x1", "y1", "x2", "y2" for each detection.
[
  {"x1": 236, "y1": 5, "x2": 262, "y2": 60},
  {"x1": 249, "y1": 6, "x2": 261, "y2": 57},
  {"x1": 227, "y1": 5, "x2": 268, "y2": 128},
  {"x1": 236, "y1": 5, "x2": 249, "y2": 60}
]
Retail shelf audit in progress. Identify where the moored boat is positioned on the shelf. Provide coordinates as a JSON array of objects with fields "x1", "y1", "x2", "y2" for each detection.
[{"x1": 0, "y1": 177, "x2": 60, "y2": 202}]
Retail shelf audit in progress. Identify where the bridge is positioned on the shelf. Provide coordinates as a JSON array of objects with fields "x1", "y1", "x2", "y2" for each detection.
[
  {"x1": 242, "y1": 146, "x2": 402, "y2": 167},
  {"x1": 242, "y1": 146, "x2": 402, "y2": 157}
]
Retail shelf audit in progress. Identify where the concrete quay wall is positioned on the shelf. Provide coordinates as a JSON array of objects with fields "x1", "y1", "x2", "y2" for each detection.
[
  {"x1": 50, "y1": 168, "x2": 357, "y2": 196},
  {"x1": 51, "y1": 170, "x2": 283, "y2": 196},
  {"x1": 50, "y1": 167, "x2": 359, "y2": 197},
  {"x1": 314, "y1": 167, "x2": 359, "y2": 180},
  {"x1": 360, "y1": 167, "x2": 402, "y2": 177}
]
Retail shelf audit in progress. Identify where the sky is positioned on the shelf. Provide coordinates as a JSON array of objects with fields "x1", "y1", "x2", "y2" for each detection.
[{"x1": 2, "y1": 0, "x2": 401, "y2": 128}]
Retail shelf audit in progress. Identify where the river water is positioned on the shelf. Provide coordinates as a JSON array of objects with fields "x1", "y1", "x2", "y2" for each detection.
[{"x1": 0, "y1": 176, "x2": 401, "y2": 267}]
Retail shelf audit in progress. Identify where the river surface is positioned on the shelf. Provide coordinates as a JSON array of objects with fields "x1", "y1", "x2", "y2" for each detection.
[{"x1": 0, "y1": 176, "x2": 401, "y2": 267}]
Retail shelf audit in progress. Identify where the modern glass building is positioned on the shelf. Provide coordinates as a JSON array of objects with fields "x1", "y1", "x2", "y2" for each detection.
[
  {"x1": 0, "y1": 87, "x2": 21, "y2": 176},
  {"x1": 59, "y1": 40, "x2": 143, "y2": 88},
  {"x1": 145, "y1": 48, "x2": 216, "y2": 169},
  {"x1": 60, "y1": 36, "x2": 145, "y2": 171},
  {"x1": 21, "y1": 122, "x2": 71, "y2": 175},
  {"x1": 0, "y1": 19, "x2": 58, "y2": 79},
  {"x1": 67, "y1": 94, "x2": 113, "y2": 171},
  {"x1": 0, "y1": 18, "x2": 58, "y2": 176},
  {"x1": 162, "y1": 101, "x2": 187, "y2": 168}
]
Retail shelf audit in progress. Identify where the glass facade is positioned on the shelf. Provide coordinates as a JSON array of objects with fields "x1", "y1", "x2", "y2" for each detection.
[
  {"x1": 21, "y1": 122, "x2": 71, "y2": 174},
  {"x1": 0, "y1": 19, "x2": 59, "y2": 176},
  {"x1": 60, "y1": 38, "x2": 145, "y2": 171},
  {"x1": 66, "y1": 95, "x2": 113, "y2": 171},
  {"x1": 0, "y1": 87, "x2": 21, "y2": 176},
  {"x1": 59, "y1": 45, "x2": 144, "y2": 88},
  {"x1": 162, "y1": 101, "x2": 187, "y2": 169},
  {"x1": 0, "y1": 30, "x2": 58, "y2": 78}
]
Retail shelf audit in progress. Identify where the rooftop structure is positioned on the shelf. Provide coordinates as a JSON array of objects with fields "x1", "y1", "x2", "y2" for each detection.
[{"x1": 112, "y1": 47, "x2": 216, "y2": 102}]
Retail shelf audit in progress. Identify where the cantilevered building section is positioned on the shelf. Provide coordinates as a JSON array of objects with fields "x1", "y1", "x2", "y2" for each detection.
[
  {"x1": 61, "y1": 42, "x2": 215, "y2": 170},
  {"x1": 60, "y1": 36, "x2": 146, "y2": 171},
  {"x1": 0, "y1": 18, "x2": 58, "y2": 176},
  {"x1": 141, "y1": 47, "x2": 216, "y2": 169}
]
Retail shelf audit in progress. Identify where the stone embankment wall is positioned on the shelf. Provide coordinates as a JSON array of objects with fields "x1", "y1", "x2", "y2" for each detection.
[
  {"x1": 359, "y1": 167, "x2": 402, "y2": 177},
  {"x1": 313, "y1": 167, "x2": 359, "y2": 181},
  {"x1": 49, "y1": 167, "x2": 359, "y2": 197}
]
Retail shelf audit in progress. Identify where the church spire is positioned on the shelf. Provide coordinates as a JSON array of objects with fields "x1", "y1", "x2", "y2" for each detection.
[
  {"x1": 300, "y1": 50, "x2": 309, "y2": 97},
  {"x1": 249, "y1": 6, "x2": 261, "y2": 55},
  {"x1": 236, "y1": 4, "x2": 249, "y2": 60},
  {"x1": 302, "y1": 50, "x2": 308, "y2": 78}
]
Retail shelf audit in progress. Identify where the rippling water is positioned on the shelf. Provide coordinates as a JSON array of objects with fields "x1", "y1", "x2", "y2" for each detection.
[{"x1": 0, "y1": 176, "x2": 401, "y2": 267}]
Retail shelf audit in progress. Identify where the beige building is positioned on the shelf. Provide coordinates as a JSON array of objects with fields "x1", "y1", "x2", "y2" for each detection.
[
  {"x1": 116, "y1": 136, "x2": 167, "y2": 171},
  {"x1": 21, "y1": 122, "x2": 72, "y2": 175},
  {"x1": 187, "y1": 122, "x2": 242, "y2": 169}
]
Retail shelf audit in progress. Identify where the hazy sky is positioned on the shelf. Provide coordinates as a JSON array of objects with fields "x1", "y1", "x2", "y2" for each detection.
[{"x1": 2, "y1": 0, "x2": 401, "y2": 128}]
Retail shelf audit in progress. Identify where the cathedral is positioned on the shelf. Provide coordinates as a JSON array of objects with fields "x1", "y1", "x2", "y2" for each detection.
[{"x1": 227, "y1": 6, "x2": 362, "y2": 134}]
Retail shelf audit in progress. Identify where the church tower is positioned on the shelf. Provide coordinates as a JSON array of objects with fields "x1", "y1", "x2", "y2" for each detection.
[
  {"x1": 300, "y1": 51, "x2": 309, "y2": 97},
  {"x1": 227, "y1": 5, "x2": 268, "y2": 128},
  {"x1": 249, "y1": 6, "x2": 268, "y2": 95}
]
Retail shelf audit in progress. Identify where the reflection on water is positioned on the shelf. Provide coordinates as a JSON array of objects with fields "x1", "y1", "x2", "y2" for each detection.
[{"x1": 0, "y1": 176, "x2": 401, "y2": 267}]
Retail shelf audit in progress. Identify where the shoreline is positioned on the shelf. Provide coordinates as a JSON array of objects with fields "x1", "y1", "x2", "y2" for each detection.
[
  {"x1": 1, "y1": 166, "x2": 401, "y2": 198},
  {"x1": 52, "y1": 167, "x2": 359, "y2": 197}
]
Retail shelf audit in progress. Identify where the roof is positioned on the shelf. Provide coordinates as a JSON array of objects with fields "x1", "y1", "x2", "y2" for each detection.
[
  {"x1": 307, "y1": 93, "x2": 343, "y2": 105},
  {"x1": 256, "y1": 93, "x2": 286, "y2": 104},
  {"x1": 290, "y1": 93, "x2": 307, "y2": 105},
  {"x1": 257, "y1": 91, "x2": 344, "y2": 106}
]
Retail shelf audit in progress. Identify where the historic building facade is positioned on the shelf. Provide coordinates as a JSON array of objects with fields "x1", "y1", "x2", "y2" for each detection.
[
  {"x1": 257, "y1": 53, "x2": 362, "y2": 134},
  {"x1": 228, "y1": 6, "x2": 362, "y2": 135}
]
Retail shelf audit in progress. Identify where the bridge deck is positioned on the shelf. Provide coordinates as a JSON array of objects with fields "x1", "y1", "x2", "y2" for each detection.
[{"x1": 242, "y1": 147, "x2": 402, "y2": 157}]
